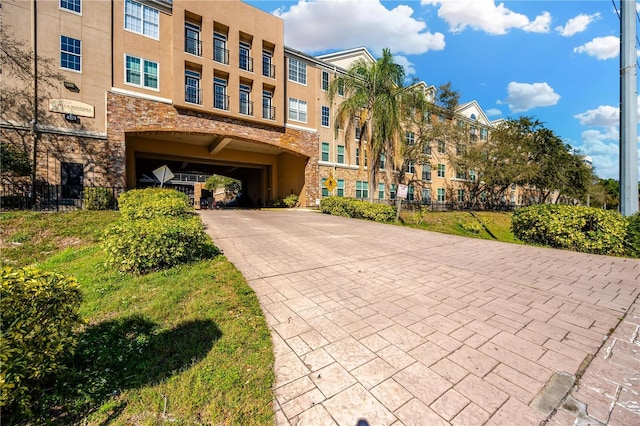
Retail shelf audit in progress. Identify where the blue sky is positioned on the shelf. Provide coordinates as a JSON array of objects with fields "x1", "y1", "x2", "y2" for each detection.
[{"x1": 245, "y1": 0, "x2": 639, "y2": 180}]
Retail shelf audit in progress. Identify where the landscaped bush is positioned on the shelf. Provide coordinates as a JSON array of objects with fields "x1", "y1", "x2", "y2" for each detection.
[
  {"x1": 117, "y1": 188, "x2": 193, "y2": 219},
  {"x1": 511, "y1": 204, "x2": 627, "y2": 256},
  {"x1": 320, "y1": 197, "x2": 395, "y2": 222},
  {"x1": 624, "y1": 212, "x2": 640, "y2": 258},
  {"x1": 283, "y1": 194, "x2": 299, "y2": 208},
  {"x1": 1, "y1": 266, "x2": 83, "y2": 416},
  {"x1": 83, "y1": 187, "x2": 115, "y2": 210},
  {"x1": 103, "y1": 215, "x2": 219, "y2": 274}
]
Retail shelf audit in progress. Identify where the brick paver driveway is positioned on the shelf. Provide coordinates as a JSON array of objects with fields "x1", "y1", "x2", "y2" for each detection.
[{"x1": 199, "y1": 209, "x2": 640, "y2": 425}]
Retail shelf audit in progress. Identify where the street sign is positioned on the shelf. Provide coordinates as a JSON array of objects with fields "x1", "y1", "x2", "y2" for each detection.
[
  {"x1": 324, "y1": 176, "x2": 337, "y2": 192},
  {"x1": 397, "y1": 184, "x2": 408, "y2": 199},
  {"x1": 153, "y1": 165, "x2": 175, "y2": 188}
]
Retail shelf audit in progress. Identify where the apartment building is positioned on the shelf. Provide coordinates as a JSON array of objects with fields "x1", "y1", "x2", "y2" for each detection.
[{"x1": 1, "y1": 0, "x2": 495, "y2": 208}]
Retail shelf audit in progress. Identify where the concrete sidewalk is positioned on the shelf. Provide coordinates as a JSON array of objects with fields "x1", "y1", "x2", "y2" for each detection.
[{"x1": 199, "y1": 209, "x2": 640, "y2": 426}]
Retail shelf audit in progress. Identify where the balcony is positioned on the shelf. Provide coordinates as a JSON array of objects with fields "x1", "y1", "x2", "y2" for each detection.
[
  {"x1": 240, "y1": 100, "x2": 253, "y2": 116},
  {"x1": 214, "y1": 46, "x2": 229, "y2": 65},
  {"x1": 185, "y1": 86, "x2": 202, "y2": 105},
  {"x1": 185, "y1": 36, "x2": 202, "y2": 56},
  {"x1": 262, "y1": 62, "x2": 276, "y2": 79},
  {"x1": 240, "y1": 55, "x2": 253, "y2": 72},
  {"x1": 263, "y1": 105, "x2": 276, "y2": 120},
  {"x1": 214, "y1": 94, "x2": 229, "y2": 111}
]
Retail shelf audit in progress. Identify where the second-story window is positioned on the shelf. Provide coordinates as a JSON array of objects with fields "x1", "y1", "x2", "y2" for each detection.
[
  {"x1": 214, "y1": 33, "x2": 229, "y2": 65},
  {"x1": 125, "y1": 0, "x2": 159, "y2": 39},
  {"x1": 214, "y1": 77, "x2": 229, "y2": 110},
  {"x1": 125, "y1": 55, "x2": 158, "y2": 89},
  {"x1": 239, "y1": 84, "x2": 252, "y2": 115},
  {"x1": 185, "y1": 22, "x2": 201, "y2": 56},
  {"x1": 321, "y1": 106, "x2": 330, "y2": 127},
  {"x1": 239, "y1": 42, "x2": 252, "y2": 71},
  {"x1": 262, "y1": 50, "x2": 274, "y2": 78},
  {"x1": 185, "y1": 70, "x2": 201, "y2": 104},
  {"x1": 60, "y1": 0, "x2": 81, "y2": 14},
  {"x1": 60, "y1": 36, "x2": 81, "y2": 71},
  {"x1": 263, "y1": 90, "x2": 275, "y2": 120},
  {"x1": 288, "y1": 58, "x2": 306, "y2": 84},
  {"x1": 321, "y1": 142, "x2": 330, "y2": 162},
  {"x1": 321, "y1": 70, "x2": 329, "y2": 91},
  {"x1": 406, "y1": 132, "x2": 415, "y2": 146}
]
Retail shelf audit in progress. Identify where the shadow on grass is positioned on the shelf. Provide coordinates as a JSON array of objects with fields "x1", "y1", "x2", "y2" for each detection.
[{"x1": 28, "y1": 315, "x2": 221, "y2": 424}]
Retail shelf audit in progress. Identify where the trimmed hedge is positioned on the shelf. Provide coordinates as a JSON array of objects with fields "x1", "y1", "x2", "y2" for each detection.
[
  {"x1": 320, "y1": 197, "x2": 396, "y2": 222},
  {"x1": 511, "y1": 204, "x2": 628, "y2": 256},
  {"x1": 624, "y1": 212, "x2": 640, "y2": 258},
  {"x1": 1, "y1": 267, "x2": 83, "y2": 415},
  {"x1": 104, "y1": 188, "x2": 219, "y2": 274},
  {"x1": 83, "y1": 187, "x2": 115, "y2": 210}
]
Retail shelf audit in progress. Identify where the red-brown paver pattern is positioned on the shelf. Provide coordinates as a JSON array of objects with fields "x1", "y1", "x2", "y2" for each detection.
[{"x1": 199, "y1": 209, "x2": 640, "y2": 425}]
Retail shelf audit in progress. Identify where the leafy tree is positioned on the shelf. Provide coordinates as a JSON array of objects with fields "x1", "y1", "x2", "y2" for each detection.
[
  {"x1": 205, "y1": 175, "x2": 241, "y2": 197},
  {"x1": 1, "y1": 143, "x2": 32, "y2": 182},
  {"x1": 328, "y1": 48, "x2": 406, "y2": 202}
]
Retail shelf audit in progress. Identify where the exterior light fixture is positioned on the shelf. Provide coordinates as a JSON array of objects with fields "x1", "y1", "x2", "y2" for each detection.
[{"x1": 63, "y1": 81, "x2": 79, "y2": 91}]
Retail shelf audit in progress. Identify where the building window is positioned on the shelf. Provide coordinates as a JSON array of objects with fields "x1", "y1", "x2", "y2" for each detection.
[
  {"x1": 185, "y1": 22, "x2": 201, "y2": 56},
  {"x1": 406, "y1": 162, "x2": 415, "y2": 174},
  {"x1": 337, "y1": 79, "x2": 344, "y2": 96},
  {"x1": 337, "y1": 145, "x2": 345, "y2": 164},
  {"x1": 263, "y1": 90, "x2": 274, "y2": 120},
  {"x1": 390, "y1": 184, "x2": 396, "y2": 200},
  {"x1": 60, "y1": 0, "x2": 80, "y2": 14},
  {"x1": 288, "y1": 58, "x2": 306, "y2": 84},
  {"x1": 422, "y1": 188, "x2": 431, "y2": 203},
  {"x1": 321, "y1": 106, "x2": 330, "y2": 127},
  {"x1": 239, "y1": 41, "x2": 252, "y2": 71},
  {"x1": 456, "y1": 143, "x2": 466, "y2": 155},
  {"x1": 456, "y1": 168, "x2": 466, "y2": 180},
  {"x1": 321, "y1": 178, "x2": 329, "y2": 197},
  {"x1": 322, "y1": 70, "x2": 329, "y2": 91},
  {"x1": 185, "y1": 70, "x2": 201, "y2": 104},
  {"x1": 355, "y1": 181, "x2": 368, "y2": 199},
  {"x1": 60, "y1": 36, "x2": 81, "y2": 71},
  {"x1": 125, "y1": 0, "x2": 159, "y2": 39},
  {"x1": 422, "y1": 167, "x2": 431, "y2": 181},
  {"x1": 239, "y1": 83, "x2": 252, "y2": 115},
  {"x1": 288, "y1": 98, "x2": 307, "y2": 122},
  {"x1": 406, "y1": 132, "x2": 415, "y2": 146},
  {"x1": 214, "y1": 32, "x2": 229, "y2": 64},
  {"x1": 407, "y1": 185, "x2": 415, "y2": 201},
  {"x1": 262, "y1": 50, "x2": 274, "y2": 78},
  {"x1": 61, "y1": 162, "x2": 83, "y2": 199},
  {"x1": 458, "y1": 189, "x2": 465, "y2": 203},
  {"x1": 321, "y1": 142, "x2": 330, "y2": 162},
  {"x1": 424, "y1": 143, "x2": 432, "y2": 155},
  {"x1": 437, "y1": 188, "x2": 445, "y2": 202},
  {"x1": 437, "y1": 140, "x2": 446, "y2": 154},
  {"x1": 214, "y1": 77, "x2": 228, "y2": 110},
  {"x1": 470, "y1": 170, "x2": 477, "y2": 182},
  {"x1": 480, "y1": 128, "x2": 488, "y2": 141},
  {"x1": 378, "y1": 182, "x2": 385, "y2": 199},
  {"x1": 379, "y1": 153, "x2": 385, "y2": 170},
  {"x1": 337, "y1": 179, "x2": 345, "y2": 197},
  {"x1": 437, "y1": 163, "x2": 445, "y2": 178},
  {"x1": 470, "y1": 126, "x2": 477, "y2": 141},
  {"x1": 125, "y1": 55, "x2": 158, "y2": 89}
]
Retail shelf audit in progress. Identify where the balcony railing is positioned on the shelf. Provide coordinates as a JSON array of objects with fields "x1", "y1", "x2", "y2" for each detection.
[
  {"x1": 214, "y1": 94, "x2": 229, "y2": 111},
  {"x1": 240, "y1": 100, "x2": 253, "y2": 116},
  {"x1": 240, "y1": 56, "x2": 253, "y2": 72},
  {"x1": 214, "y1": 46, "x2": 229, "y2": 65},
  {"x1": 185, "y1": 86, "x2": 202, "y2": 105},
  {"x1": 185, "y1": 36, "x2": 202, "y2": 56},
  {"x1": 262, "y1": 62, "x2": 276, "y2": 78},
  {"x1": 263, "y1": 105, "x2": 276, "y2": 120}
]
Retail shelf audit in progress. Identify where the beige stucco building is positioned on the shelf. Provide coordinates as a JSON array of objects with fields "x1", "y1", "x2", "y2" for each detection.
[{"x1": 1, "y1": 0, "x2": 497, "y2": 208}]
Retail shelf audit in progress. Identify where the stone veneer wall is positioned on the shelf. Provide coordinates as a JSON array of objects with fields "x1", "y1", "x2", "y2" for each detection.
[{"x1": 106, "y1": 92, "x2": 319, "y2": 205}]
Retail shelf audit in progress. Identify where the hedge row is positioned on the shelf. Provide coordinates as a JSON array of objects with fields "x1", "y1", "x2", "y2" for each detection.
[
  {"x1": 320, "y1": 197, "x2": 395, "y2": 222},
  {"x1": 103, "y1": 188, "x2": 219, "y2": 274},
  {"x1": 1, "y1": 267, "x2": 83, "y2": 414},
  {"x1": 511, "y1": 204, "x2": 632, "y2": 256}
]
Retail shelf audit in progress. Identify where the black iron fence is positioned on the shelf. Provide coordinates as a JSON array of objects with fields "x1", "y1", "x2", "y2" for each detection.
[{"x1": 1, "y1": 184, "x2": 124, "y2": 211}]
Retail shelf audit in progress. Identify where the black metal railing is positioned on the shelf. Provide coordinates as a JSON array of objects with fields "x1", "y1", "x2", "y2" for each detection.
[
  {"x1": 263, "y1": 105, "x2": 276, "y2": 120},
  {"x1": 214, "y1": 46, "x2": 229, "y2": 65},
  {"x1": 214, "y1": 94, "x2": 229, "y2": 111},
  {"x1": 239, "y1": 55, "x2": 253, "y2": 72},
  {"x1": 262, "y1": 62, "x2": 275, "y2": 78},
  {"x1": 240, "y1": 100, "x2": 253, "y2": 116},
  {"x1": 1, "y1": 184, "x2": 123, "y2": 211},
  {"x1": 186, "y1": 86, "x2": 202, "y2": 105},
  {"x1": 185, "y1": 36, "x2": 202, "y2": 56}
]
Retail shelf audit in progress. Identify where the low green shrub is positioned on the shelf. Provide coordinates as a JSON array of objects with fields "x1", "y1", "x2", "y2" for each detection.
[
  {"x1": 512, "y1": 204, "x2": 627, "y2": 256},
  {"x1": 624, "y1": 212, "x2": 640, "y2": 258},
  {"x1": 83, "y1": 187, "x2": 115, "y2": 210},
  {"x1": 1, "y1": 266, "x2": 83, "y2": 416},
  {"x1": 320, "y1": 197, "x2": 395, "y2": 222},
  {"x1": 459, "y1": 220, "x2": 483, "y2": 235},
  {"x1": 117, "y1": 188, "x2": 193, "y2": 219},
  {"x1": 103, "y1": 215, "x2": 219, "y2": 274},
  {"x1": 283, "y1": 194, "x2": 299, "y2": 208}
]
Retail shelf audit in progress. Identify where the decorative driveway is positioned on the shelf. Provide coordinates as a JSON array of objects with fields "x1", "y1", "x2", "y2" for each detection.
[{"x1": 199, "y1": 209, "x2": 640, "y2": 426}]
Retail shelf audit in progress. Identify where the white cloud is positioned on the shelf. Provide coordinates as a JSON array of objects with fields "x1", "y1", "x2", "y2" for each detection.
[
  {"x1": 578, "y1": 128, "x2": 620, "y2": 178},
  {"x1": 499, "y1": 82, "x2": 560, "y2": 113},
  {"x1": 421, "y1": 0, "x2": 550, "y2": 35},
  {"x1": 485, "y1": 108, "x2": 502, "y2": 117},
  {"x1": 574, "y1": 36, "x2": 619, "y2": 60},
  {"x1": 274, "y1": 0, "x2": 445, "y2": 55},
  {"x1": 555, "y1": 13, "x2": 600, "y2": 37},
  {"x1": 574, "y1": 105, "x2": 619, "y2": 126},
  {"x1": 393, "y1": 55, "x2": 416, "y2": 76}
]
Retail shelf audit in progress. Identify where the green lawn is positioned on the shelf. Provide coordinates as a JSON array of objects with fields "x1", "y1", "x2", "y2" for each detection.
[{"x1": 1, "y1": 211, "x2": 274, "y2": 425}]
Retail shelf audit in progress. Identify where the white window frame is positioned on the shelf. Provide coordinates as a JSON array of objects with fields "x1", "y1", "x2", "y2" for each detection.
[
  {"x1": 437, "y1": 188, "x2": 446, "y2": 202},
  {"x1": 288, "y1": 97, "x2": 307, "y2": 123},
  {"x1": 378, "y1": 182, "x2": 385, "y2": 200},
  {"x1": 437, "y1": 163, "x2": 445, "y2": 178},
  {"x1": 321, "y1": 142, "x2": 330, "y2": 162},
  {"x1": 60, "y1": 0, "x2": 81, "y2": 14},
  {"x1": 321, "y1": 106, "x2": 330, "y2": 128},
  {"x1": 321, "y1": 70, "x2": 329, "y2": 91},
  {"x1": 337, "y1": 145, "x2": 345, "y2": 164},
  {"x1": 337, "y1": 179, "x2": 345, "y2": 197},
  {"x1": 355, "y1": 181, "x2": 368, "y2": 199},
  {"x1": 124, "y1": 54, "x2": 159, "y2": 90},
  {"x1": 288, "y1": 58, "x2": 307, "y2": 85},
  {"x1": 124, "y1": 0, "x2": 159, "y2": 40},
  {"x1": 60, "y1": 35, "x2": 81, "y2": 72}
]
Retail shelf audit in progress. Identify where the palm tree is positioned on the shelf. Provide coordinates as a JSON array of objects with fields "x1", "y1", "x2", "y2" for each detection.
[{"x1": 327, "y1": 48, "x2": 406, "y2": 203}]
